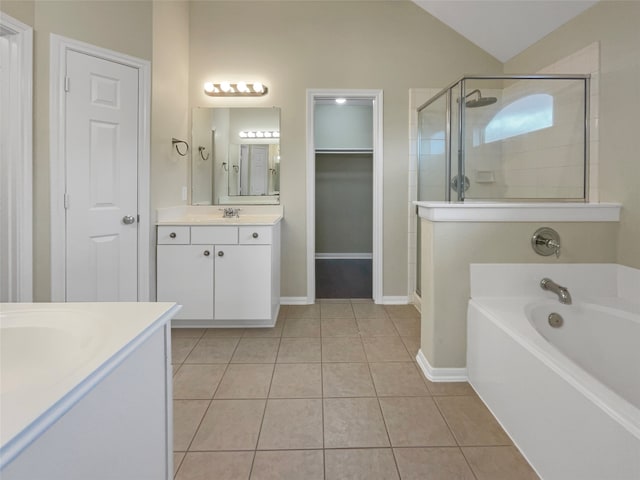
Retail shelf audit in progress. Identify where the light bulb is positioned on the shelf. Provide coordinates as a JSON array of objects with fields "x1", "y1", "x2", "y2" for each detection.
[
  {"x1": 264, "y1": 132, "x2": 272, "y2": 138},
  {"x1": 204, "y1": 82, "x2": 214, "y2": 93},
  {"x1": 220, "y1": 82, "x2": 231, "y2": 92},
  {"x1": 273, "y1": 131, "x2": 280, "y2": 138},
  {"x1": 239, "y1": 131, "x2": 248, "y2": 138},
  {"x1": 256, "y1": 131, "x2": 264, "y2": 138},
  {"x1": 252, "y1": 82, "x2": 264, "y2": 93},
  {"x1": 335, "y1": 98, "x2": 347, "y2": 104},
  {"x1": 248, "y1": 132, "x2": 256, "y2": 138},
  {"x1": 237, "y1": 81, "x2": 248, "y2": 93}
]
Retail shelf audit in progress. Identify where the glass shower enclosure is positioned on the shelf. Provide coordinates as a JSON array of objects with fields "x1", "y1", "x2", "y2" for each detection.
[
  {"x1": 415, "y1": 75, "x2": 590, "y2": 295},
  {"x1": 417, "y1": 75, "x2": 590, "y2": 203}
]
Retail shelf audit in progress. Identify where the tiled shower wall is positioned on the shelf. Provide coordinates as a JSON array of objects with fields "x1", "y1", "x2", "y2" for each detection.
[{"x1": 537, "y1": 42, "x2": 600, "y2": 202}]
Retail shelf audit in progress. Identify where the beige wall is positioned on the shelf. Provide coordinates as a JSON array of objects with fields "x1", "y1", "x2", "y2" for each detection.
[
  {"x1": 0, "y1": 0, "x2": 153, "y2": 301},
  {"x1": 150, "y1": 0, "x2": 190, "y2": 300},
  {"x1": 421, "y1": 220, "x2": 619, "y2": 368},
  {"x1": 505, "y1": 1, "x2": 640, "y2": 269},
  {"x1": 1, "y1": 1, "x2": 34, "y2": 25},
  {"x1": 187, "y1": 1, "x2": 502, "y2": 298}
]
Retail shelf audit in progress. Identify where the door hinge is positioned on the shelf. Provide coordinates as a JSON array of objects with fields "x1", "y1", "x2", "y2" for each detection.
[
  {"x1": 64, "y1": 193, "x2": 70, "y2": 209},
  {"x1": 64, "y1": 76, "x2": 70, "y2": 93}
]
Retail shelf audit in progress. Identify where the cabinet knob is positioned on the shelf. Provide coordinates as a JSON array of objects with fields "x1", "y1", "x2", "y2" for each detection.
[
  {"x1": 218, "y1": 251, "x2": 224, "y2": 257},
  {"x1": 203, "y1": 250, "x2": 210, "y2": 256},
  {"x1": 252, "y1": 232, "x2": 259, "y2": 238},
  {"x1": 169, "y1": 232, "x2": 177, "y2": 238}
]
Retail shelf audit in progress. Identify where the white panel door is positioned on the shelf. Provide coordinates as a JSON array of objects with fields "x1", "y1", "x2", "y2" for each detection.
[
  {"x1": 65, "y1": 50, "x2": 139, "y2": 301},
  {"x1": 214, "y1": 245, "x2": 271, "y2": 320},
  {"x1": 249, "y1": 145, "x2": 268, "y2": 195}
]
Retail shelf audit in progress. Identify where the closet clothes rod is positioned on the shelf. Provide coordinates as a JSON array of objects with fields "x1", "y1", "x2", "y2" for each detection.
[{"x1": 315, "y1": 148, "x2": 373, "y2": 154}]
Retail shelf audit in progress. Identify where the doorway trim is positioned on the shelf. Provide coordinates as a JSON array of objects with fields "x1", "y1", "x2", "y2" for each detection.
[
  {"x1": 306, "y1": 89, "x2": 384, "y2": 304},
  {"x1": 0, "y1": 13, "x2": 33, "y2": 302},
  {"x1": 50, "y1": 34, "x2": 151, "y2": 301}
]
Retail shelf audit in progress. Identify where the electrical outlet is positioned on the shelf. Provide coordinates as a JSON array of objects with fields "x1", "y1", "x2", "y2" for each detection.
[{"x1": 181, "y1": 186, "x2": 187, "y2": 201}]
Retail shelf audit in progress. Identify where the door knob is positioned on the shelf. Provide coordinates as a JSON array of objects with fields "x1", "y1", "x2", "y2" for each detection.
[
  {"x1": 169, "y1": 232, "x2": 177, "y2": 238},
  {"x1": 252, "y1": 232, "x2": 259, "y2": 238},
  {"x1": 203, "y1": 250, "x2": 210, "y2": 256},
  {"x1": 122, "y1": 215, "x2": 136, "y2": 225},
  {"x1": 218, "y1": 251, "x2": 224, "y2": 257}
]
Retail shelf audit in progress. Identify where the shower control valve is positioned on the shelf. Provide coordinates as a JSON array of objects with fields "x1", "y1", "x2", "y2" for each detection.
[{"x1": 532, "y1": 227, "x2": 561, "y2": 258}]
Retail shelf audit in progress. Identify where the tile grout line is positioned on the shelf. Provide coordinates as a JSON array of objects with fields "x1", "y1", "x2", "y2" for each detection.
[
  {"x1": 248, "y1": 334, "x2": 282, "y2": 478},
  {"x1": 181, "y1": 330, "x2": 243, "y2": 456}
]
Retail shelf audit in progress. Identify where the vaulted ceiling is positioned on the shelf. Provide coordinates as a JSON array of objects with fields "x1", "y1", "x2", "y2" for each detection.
[{"x1": 413, "y1": 0, "x2": 599, "y2": 62}]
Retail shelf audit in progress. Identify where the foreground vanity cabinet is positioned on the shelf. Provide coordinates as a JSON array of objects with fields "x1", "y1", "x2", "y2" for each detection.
[{"x1": 157, "y1": 222, "x2": 281, "y2": 327}]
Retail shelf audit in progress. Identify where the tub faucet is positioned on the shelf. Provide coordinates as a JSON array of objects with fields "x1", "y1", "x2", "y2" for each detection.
[{"x1": 540, "y1": 278, "x2": 572, "y2": 305}]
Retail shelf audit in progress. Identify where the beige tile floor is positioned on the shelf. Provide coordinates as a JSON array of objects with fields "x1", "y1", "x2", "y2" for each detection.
[{"x1": 172, "y1": 300, "x2": 539, "y2": 480}]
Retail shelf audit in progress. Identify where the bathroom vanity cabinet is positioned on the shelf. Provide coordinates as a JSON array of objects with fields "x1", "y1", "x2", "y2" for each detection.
[{"x1": 157, "y1": 221, "x2": 281, "y2": 327}]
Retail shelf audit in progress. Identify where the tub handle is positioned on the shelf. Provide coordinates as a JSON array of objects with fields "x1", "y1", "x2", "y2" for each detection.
[{"x1": 532, "y1": 227, "x2": 561, "y2": 258}]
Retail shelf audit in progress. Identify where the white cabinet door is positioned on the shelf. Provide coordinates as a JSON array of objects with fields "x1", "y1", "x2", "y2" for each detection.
[
  {"x1": 157, "y1": 245, "x2": 213, "y2": 320},
  {"x1": 214, "y1": 245, "x2": 271, "y2": 320}
]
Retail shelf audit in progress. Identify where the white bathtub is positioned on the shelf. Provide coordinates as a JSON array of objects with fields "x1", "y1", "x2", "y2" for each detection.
[
  {"x1": 0, "y1": 302, "x2": 180, "y2": 474},
  {"x1": 467, "y1": 264, "x2": 640, "y2": 480}
]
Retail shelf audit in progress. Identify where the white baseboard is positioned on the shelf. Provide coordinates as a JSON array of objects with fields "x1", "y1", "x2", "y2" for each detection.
[
  {"x1": 411, "y1": 291, "x2": 421, "y2": 313},
  {"x1": 416, "y1": 349, "x2": 468, "y2": 382},
  {"x1": 280, "y1": 297, "x2": 311, "y2": 305},
  {"x1": 381, "y1": 296, "x2": 410, "y2": 305}
]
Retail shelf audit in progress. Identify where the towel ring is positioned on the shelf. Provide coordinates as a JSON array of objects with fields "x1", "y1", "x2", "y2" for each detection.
[
  {"x1": 198, "y1": 146, "x2": 210, "y2": 161},
  {"x1": 172, "y1": 138, "x2": 189, "y2": 156}
]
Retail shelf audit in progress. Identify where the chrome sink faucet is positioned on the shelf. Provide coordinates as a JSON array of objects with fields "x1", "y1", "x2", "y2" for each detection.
[
  {"x1": 540, "y1": 278, "x2": 572, "y2": 305},
  {"x1": 220, "y1": 207, "x2": 240, "y2": 218}
]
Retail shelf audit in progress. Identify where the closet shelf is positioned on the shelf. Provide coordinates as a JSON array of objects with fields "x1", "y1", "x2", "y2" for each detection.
[{"x1": 315, "y1": 148, "x2": 373, "y2": 155}]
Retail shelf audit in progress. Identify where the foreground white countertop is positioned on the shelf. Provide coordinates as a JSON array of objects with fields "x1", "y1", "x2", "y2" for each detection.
[
  {"x1": 414, "y1": 201, "x2": 621, "y2": 222},
  {"x1": 0, "y1": 302, "x2": 181, "y2": 469},
  {"x1": 156, "y1": 205, "x2": 283, "y2": 225}
]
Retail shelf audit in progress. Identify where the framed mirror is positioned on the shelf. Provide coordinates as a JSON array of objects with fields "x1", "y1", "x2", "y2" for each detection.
[{"x1": 191, "y1": 107, "x2": 280, "y2": 205}]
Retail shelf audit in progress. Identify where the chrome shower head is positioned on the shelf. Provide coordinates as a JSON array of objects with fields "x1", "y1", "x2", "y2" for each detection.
[{"x1": 464, "y1": 89, "x2": 497, "y2": 108}]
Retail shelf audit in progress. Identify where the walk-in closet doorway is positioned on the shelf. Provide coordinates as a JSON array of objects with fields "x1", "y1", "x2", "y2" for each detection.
[{"x1": 306, "y1": 90, "x2": 383, "y2": 303}]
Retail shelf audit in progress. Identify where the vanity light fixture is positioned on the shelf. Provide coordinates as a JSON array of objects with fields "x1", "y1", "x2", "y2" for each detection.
[
  {"x1": 203, "y1": 81, "x2": 268, "y2": 97},
  {"x1": 239, "y1": 130, "x2": 280, "y2": 139}
]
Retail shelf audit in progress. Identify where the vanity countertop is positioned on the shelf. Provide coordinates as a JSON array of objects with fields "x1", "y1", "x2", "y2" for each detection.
[
  {"x1": 0, "y1": 302, "x2": 181, "y2": 469},
  {"x1": 156, "y1": 205, "x2": 283, "y2": 226}
]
